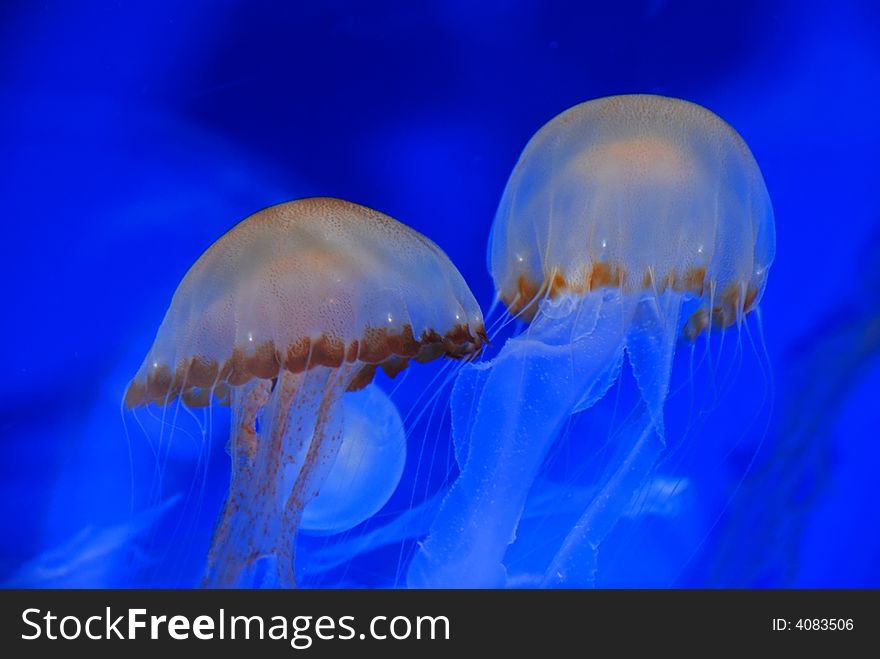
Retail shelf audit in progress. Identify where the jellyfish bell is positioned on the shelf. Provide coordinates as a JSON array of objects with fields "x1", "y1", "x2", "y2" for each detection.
[
  {"x1": 491, "y1": 93, "x2": 774, "y2": 333},
  {"x1": 124, "y1": 197, "x2": 484, "y2": 409},
  {"x1": 408, "y1": 94, "x2": 775, "y2": 588},
  {"x1": 300, "y1": 383, "x2": 407, "y2": 536},
  {"x1": 123, "y1": 197, "x2": 485, "y2": 587}
]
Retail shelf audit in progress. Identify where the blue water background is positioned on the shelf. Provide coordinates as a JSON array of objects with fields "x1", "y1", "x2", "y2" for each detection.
[{"x1": 1, "y1": 1, "x2": 878, "y2": 586}]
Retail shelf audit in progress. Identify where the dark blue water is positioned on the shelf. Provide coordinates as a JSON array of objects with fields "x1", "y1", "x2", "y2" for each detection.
[{"x1": 2, "y1": 0, "x2": 878, "y2": 587}]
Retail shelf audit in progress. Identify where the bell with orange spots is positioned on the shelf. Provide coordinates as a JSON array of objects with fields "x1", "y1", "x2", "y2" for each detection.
[
  {"x1": 125, "y1": 197, "x2": 485, "y2": 587},
  {"x1": 409, "y1": 95, "x2": 775, "y2": 588}
]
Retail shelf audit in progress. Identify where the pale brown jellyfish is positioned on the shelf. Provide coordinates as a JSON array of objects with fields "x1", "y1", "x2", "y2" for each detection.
[
  {"x1": 124, "y1": 197, "x2": 485, "y2": 587},
  {"x1": 490, "y1": 94, "x2": 774, "y2": 334},
  {"x1": 408, "y1": 95, "x2": 775, "y2": 588}
]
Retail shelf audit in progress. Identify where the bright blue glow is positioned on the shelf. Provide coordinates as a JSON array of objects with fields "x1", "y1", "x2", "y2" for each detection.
[
  {"x1": 408, "y1": 293, "x2": 679, "y2": 588},
  {"x1": 2, "y1": 0, "x2": 880, "y2": 588},
  {"x1": 301, "y1": 385, "x2": 406, "y2": 536}
]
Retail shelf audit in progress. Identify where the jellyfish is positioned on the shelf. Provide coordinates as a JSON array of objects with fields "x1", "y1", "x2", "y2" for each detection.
[
  {"x1": 408, "y1": 94, "x2": 775, "y2": 588},
  {"x1": 300, "y1": 383, "x2": 407, "y2": 536},
  {"x1": 123, "y1": 197, "x2": 485, "y2": 587}
]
